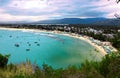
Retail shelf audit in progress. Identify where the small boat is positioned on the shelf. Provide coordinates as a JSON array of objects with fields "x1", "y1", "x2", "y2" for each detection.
[
  {"x1": 14, "y1": 44, "x2": 19, "y2": 47},
  {"x1": 26, "y1": 48, "x2": 30, "y2": 51},
  {"x1": 27, "y1": 42, "x2": 29, "y2": 44},
  {"x1": 37, "y1": 44, "x2": 40, "y2": 46},
  {"x1": 34, "y1": 42, "x2": 38, "y2": 44},
  {"x1": 28, "y1": 44, "x2": 31, "y2": 46},
  {"x1": 9, "y1": 35, "x2": 12, "y2": 38}
]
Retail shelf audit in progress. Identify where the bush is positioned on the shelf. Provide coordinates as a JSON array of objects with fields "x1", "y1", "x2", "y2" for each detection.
[
  {"x1": 0, "y1": 54, "x2": 10, "y2": 68},
  {"x1": 0, "y1": 52, "x2": 120, "y2": 78}
]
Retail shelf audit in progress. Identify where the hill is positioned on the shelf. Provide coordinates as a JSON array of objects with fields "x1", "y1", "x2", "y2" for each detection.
[
  {"x1": 31, "y1": 18, "x2": 106, "y2": 24},
  {"x1": 93, "y1": 19, "x2": 120, "y2": 26}
]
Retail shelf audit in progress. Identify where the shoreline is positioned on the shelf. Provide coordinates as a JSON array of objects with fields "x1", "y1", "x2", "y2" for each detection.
[
  {"x1": 0, "y1": 27, "x2": 117, "y2": 56},
  {"x1": 55, "y1": 32, "x2": 107, "y2": 56}
]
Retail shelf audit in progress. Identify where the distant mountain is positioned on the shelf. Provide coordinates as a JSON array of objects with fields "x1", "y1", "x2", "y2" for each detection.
[
  {"x1": 1, "y1": 18, "x2": 120, "y2": 26},
  {"x1": 93, "y1": 19, "x2": 120, "y2": 26},
  {"x1": 31, "y1": 18, "x2": 107, "y2": 24}
]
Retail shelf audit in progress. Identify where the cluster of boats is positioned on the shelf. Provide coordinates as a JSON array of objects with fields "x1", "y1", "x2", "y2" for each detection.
[{"x1": 14, "y1": 41, "x2": 40, "y2": 51}]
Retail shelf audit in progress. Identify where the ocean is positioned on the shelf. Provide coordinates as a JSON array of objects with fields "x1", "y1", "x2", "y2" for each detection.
[{"x1": 0, "y1": 29, "x2": 103, "y2": 68}]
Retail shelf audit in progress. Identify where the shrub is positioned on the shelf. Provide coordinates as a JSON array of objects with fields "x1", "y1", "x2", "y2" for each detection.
[{"x1": 0, "y1": 54, "x2": 10, "y2": 68}]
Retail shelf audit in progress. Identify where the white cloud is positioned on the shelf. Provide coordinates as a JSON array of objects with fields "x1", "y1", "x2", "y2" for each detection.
[
  {"x1": 0, "y1": 0, "x2": 120, "y2": 22},
  {"x1": 0, "y1": 12, "x2": 62, "y2": 22},
  {"x1": 0, "y1": 8, "x2": 5, "y2": 12},
  {"x1": 0, "y1": 12, "x2": 44, "y2": 22},
  {"x1": 90, "y1": 0, "x2": 120, "y2": 18},
  {"x1": 8, "y1": 0, "x2": 48, "y2": 9}
]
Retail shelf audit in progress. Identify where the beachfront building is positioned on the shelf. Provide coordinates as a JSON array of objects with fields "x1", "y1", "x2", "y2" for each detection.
[{"x1": 118, "y1": 30, "x2": 120, "y2": 32}]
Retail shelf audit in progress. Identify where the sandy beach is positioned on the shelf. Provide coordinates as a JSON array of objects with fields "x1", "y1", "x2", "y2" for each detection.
[{"x1": 0, "y1": 27, "x2": 110, "y2": 56}]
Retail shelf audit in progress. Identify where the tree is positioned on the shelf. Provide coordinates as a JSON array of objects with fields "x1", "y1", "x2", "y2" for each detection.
[
  {"x1": 109, "y1": 0, "x2": 120, "y2": 3},
  {"x1": 114, "y1": 0, "x2": 120, "y2": 18},
  {"x1": 0, "y1": 54, "x2": 10, "y2": 68},
  {"x1": 99, "y1": 52, "x2": 120, "y2": 78},
  {"x1": 116, "y1": 0, "x2": 120, "y2": 3}
]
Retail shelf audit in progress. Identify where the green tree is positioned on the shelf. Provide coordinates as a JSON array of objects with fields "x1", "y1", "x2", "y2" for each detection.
[
  {"x1": 99, "y1": 52, "x2": 120, "y2": 78},
  {"x1": 0, "y1": 54, "x2": 10, "y2": 68},
  {"x1": 42, "y1": 63, "x2": 54, "y2": 78}
]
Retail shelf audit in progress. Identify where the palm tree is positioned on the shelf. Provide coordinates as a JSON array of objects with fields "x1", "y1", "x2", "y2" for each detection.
[
  {"x1": 109, "y1": 0, "x2": 120, "y2": 3},
  {"x1": 114, "y1": 13, "x2": 120, "y2": 19},
  {"x1": 116, "y1": 0, "x2": 120, "y2": 3},
  {"x1": 111, "y1": 0, "x2": 120, "y2": 19}
]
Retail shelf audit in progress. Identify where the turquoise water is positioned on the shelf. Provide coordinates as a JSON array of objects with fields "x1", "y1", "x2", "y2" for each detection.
[{"x1": 0, "y1": 29, "x2": 103, "y2": 68}]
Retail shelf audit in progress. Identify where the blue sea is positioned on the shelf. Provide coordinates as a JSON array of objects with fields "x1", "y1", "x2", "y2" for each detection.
[{"x1": 0, "y1": 29, "x2": 104, "y2": 68}]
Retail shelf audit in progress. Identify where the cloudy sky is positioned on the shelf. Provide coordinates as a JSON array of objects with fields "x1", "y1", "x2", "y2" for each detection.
[{"x1": 0, "y1": 0, "x2": 120, "y2": 22}]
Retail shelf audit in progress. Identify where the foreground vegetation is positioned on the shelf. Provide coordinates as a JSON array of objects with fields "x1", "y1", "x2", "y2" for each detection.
[{"x1": 0, "y1": 51, "x2": 120, "y2": 78}]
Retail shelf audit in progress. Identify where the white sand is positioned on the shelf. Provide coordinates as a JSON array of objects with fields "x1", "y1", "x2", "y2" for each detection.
[{"x1": 0, "y1": 27, "x2": 110, "y2": 56}]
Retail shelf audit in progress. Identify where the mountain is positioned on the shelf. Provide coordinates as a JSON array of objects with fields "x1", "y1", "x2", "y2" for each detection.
[
  {"x1": 93, "y1": 19, "x2": 120, "y2": 26},
  {"x1": 31, "y1": 18, "x2": 120, "y2": 26},
  {"x1": 31, "y1": 18, "x2": 107, "y2": 24},
  {"x1": 1, "y1": 18, "x2": 120, "y2": 26}
]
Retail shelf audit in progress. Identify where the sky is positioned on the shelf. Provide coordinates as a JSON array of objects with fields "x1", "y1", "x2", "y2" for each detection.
[{"x1": 0, "y1": 0, "x2": 120, "y2": 22}]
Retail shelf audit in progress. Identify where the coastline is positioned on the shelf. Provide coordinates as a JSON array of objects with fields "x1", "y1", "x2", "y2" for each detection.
[
  {"x1": 54, "y1": 31, "x2": 107, "y2": 56},
  {"x1": 0, "y1": 27, "x2": 116, "y2": 56}
]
